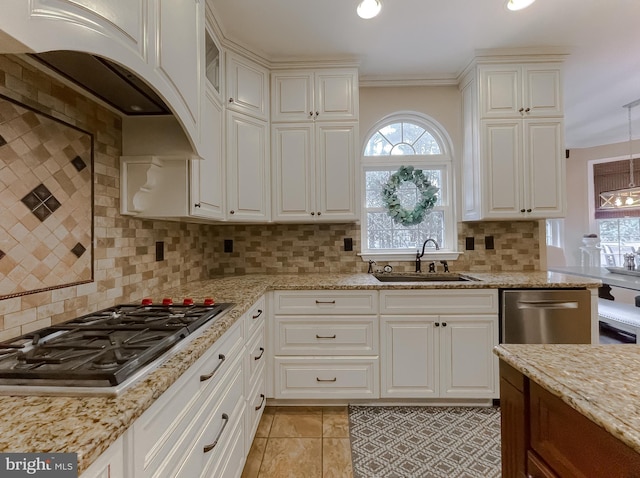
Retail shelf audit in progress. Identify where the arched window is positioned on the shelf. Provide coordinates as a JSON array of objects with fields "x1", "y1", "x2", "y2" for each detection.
[{"x1": 361, "y1": 113, "x2": 457, "y2": 259}]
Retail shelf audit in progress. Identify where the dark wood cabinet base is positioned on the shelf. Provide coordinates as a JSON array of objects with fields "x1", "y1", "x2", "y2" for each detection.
[{"x1": 500, "y1": 360, "x2": 640, "y2": 478}]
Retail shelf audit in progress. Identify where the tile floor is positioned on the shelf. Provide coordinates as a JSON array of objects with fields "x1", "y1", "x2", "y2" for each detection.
[
  {"x1": 242, "y1": 327, "x2": 624, "y2": 477},
  {"x1": 241, "y1": 406, "x2": 353, "y2": 478}
]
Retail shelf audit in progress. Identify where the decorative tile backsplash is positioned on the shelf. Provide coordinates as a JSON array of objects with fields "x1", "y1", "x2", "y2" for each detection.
[
  {"x1": 0, "y1": 54, "x2": 541, "y2": 340},
  {"x1": 206, "y1": 221, "x2": 539, "y2": 275},
  {"x1": 0, "y1": 94, "x2": 93, "y2": 299}
]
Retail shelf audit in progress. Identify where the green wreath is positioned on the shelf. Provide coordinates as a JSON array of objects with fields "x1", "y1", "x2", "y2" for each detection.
[{"x1": 381, "y1": 166, "x2": 439, "y2": 226}]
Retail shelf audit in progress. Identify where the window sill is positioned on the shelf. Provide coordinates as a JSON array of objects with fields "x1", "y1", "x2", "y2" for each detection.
[{"x1": 359, "y1": 251, "x2": 462, "y2": 262}]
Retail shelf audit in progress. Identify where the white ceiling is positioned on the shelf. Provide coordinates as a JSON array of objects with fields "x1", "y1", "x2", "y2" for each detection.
[{"x1": 209, "y1": 0, "x2": 640, "y2": 149}]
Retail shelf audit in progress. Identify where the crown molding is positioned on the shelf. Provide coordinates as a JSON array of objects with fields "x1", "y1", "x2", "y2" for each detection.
[{"x1": 359, "y1": 75, "x2": 458, "y2": 88}]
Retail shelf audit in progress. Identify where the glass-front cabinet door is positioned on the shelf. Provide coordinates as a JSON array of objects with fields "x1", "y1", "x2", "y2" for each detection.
[{"x1": 204, "y1": 26, "x2": 221, "y2": 99}]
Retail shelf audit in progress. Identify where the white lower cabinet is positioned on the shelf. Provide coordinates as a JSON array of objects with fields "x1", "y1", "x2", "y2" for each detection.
[
  {"x1": 380, "y1": 290, "x2": 499, "y2": 399},
  {"x1": 83, "y1": 295, "x2": 269, "y2": 478},
  {"x1": 129, "y1": 319, "x2": 245, "y2": 478},
  {"x1": 244, "y1": 296, "x2": 267, "y2": 452},
  {"x1": 272, "y1": 290, "x2": 379, "y2": 399},
  {"x1": 80, "y1": 435, "x2": 125, "y2": 478}
]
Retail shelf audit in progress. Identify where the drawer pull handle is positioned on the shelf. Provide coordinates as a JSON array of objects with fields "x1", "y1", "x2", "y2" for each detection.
[
  {"x1": 315, "y1": 334, "x2": 336, "y2": 339},
  {"x1": 203, "y1": 413, "x2": 229, "y2": 453},
  {"x1": 255, "y1": 393, "x2": 266, "y2": 411},
  {"x1": 316, "y1": 377, "x2": 337, "y2": 382},
  {"x1": 315, "y1": 300, "x2": 336, "y2": 304},
  {"x1": 252, "y1": 309, "x2": 263, "y2": 319},
  {"x1": 200, "y1": 354, "x2": 226, "y2": 382},
  {"x1": 254, "y1": 347, "x2": 265, "y2": 360}
]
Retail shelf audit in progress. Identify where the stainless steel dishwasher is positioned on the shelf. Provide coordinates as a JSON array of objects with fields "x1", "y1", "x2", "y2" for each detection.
[{"x1": 501, "y1": 289, "x2": 591, "y2": 343}]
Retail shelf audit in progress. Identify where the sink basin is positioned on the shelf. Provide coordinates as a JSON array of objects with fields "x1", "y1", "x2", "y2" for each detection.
[{"x1": 373, "y1": 273, "x2": 478, "y2": 282}]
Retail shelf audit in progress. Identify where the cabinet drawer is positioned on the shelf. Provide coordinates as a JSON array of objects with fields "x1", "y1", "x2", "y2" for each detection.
[
  {"x1": 245, "y1": 295, "x2": 266, "y2": 339},
  {"x1": 170, "y1": 359, "x2": 245, "y2": 478},
  {"x1": 275, "y1": 357, "x2": 379, "y2": 399},
  {"x1": 246, "y1": 373, "x2": 267, "y2": 448},
  {"x1": 204, "y1": 415, "x2": 246, "y2": 478},
  {"x1": 275, "y1": 317, "x2": 377, "y2": 355},
  {"x1": 246, "y1": 321, "x2": 266, "y2": 386},
  {"x1": 380, "y1": 289, "x2": 498, "y2": 314},
  {"x1": 132, "y1": 320, "x2": 243, "y2": 477},
  {"x1": 274, "y1": 290, "x2": 377, "y2": 315}
]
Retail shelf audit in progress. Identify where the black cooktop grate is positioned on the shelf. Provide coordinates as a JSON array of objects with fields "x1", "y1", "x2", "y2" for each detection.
[{"x1": 0, "y1": 302, "x2": 232, "y2": 387}]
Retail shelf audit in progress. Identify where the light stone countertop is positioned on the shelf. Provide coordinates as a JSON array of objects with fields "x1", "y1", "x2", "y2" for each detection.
[
  {"x1": 494, "y1": 344, "x2": 640, "y2": 455},
  {"x1": 0, "y1": 271, "x2": 602, "y2": 473}
]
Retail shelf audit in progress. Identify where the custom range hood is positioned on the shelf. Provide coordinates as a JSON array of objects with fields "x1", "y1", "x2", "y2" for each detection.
[{"x1": 30, "y1": 50, "x2": 171, "y2": 116}]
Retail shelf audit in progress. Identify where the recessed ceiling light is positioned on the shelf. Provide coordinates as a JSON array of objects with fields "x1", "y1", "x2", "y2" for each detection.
[
  {"x1": 506, "y1": 0, "x2": 536, "y2": 11},
  {"x1": 357, "y1": 0, "x2": 381, "y2": 19}
]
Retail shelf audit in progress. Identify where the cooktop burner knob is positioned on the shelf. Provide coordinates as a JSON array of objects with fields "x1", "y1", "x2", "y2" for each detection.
[
  {"x1": 141, "y1": 298, "x2": 153, "y2": 306},
  {"x1": 203, "y1": 298, "x2": 215, "y2": 306},
  {"x1": 162, "y1": 298, "x2": 173, "y2": 306},
  {"x1": 183, "y1": 298, "x2": 194, "y2": 306}
]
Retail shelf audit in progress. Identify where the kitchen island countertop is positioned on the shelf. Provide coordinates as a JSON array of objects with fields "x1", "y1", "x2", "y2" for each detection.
[
  {"x1": 494, "y1": 343, "x2": 640, "y2": 455},
  {"x1": 0, "y1": 271, "x2": 601, "y2": 473}
]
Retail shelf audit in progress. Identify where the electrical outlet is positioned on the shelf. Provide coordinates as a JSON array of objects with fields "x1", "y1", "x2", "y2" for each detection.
[
  {"x1": 465, "y1": 237, "x2": 475, "y2": 250},
  {"x1": 344, "y1": 237, "x2": 353, "y2": 251},
  {"x1": 224, "y1": 239, "x2": 233, "y2": 253},
  {"x1": 155, "y1": 241, "x2": 164, "y2": 261},
  {"x1": 485, "y1": 236, "x2": 494, "y2": 250}
]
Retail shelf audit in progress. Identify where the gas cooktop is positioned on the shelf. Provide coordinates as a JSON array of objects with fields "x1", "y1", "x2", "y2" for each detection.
[{"x1": 0, "y1": 299, "x2": 233, "y2": 396}]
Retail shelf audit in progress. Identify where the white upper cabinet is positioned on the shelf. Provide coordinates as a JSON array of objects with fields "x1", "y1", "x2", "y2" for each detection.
[
  {"x1": 226, "y1": 110, "x2": 270, "y2": 221},
  {"x1": 272, "y1": 122, "x2": 358, "y2": 222},
  {"x1": 271, "y1": 68, "x2": 359, "y2": 122},
  {"x1": 480, "y1": 119, "x2": 564, "y2": 219},
  {"x1": 190, "y1": 91, "x2": 225, "y2": 220},
  {"x1": 460, "y1": 55, "x2": 566, "y2": 221},
  {"x1": 226, "y1": 52, "x2": 269, "y2": 121},
  {"x1": 271, "y1": 67, "x2": 359, "y2": 222},
  {"x1": 204, "y1": 23, "x2": 223, "y2": 101},
  {"x1": 479, "y1": 64, "x2": 563, "y2": 119}
]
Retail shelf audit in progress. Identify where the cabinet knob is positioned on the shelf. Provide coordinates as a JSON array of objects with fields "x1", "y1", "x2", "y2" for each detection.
[
  {"x1": 520, "y1": 209, "x2": 526, "y2": 213},
  {"x1": 229, "y1": 210, "x2": 235, "y2": 215},
  {"x1": 519, "y1": 107, "x2": 524, "y2": 113},
  {"x1": 525, "y1": 107, "x2": 531, "y2": 113},
  {"x1": 442, "y1": 322, "x2": 447, "y2": 327},
  {"x1": 435, "y1": 322, "x2": 440, "y2": 327},
  {"x1": 194, "y1": 203, "x2": 201, "y2": 208},
  {"x1": 315, "y1": 111, "x2": 319, "y2": 117},
  {"x1": 526, "y1": 208, "x2": 532, "y2": 213},
  {"x1": 311, "y1": 212, "x2": 315, "y2": 215},
  {"x1": 317, "y1": 211, "x2": 321, "y2": 216},
  {"x1": 229, "y1": 98, "x2": 234, "y2": 103},
  {"x1": 309, "y1": 111, "x2": 314, "y2": 117}
]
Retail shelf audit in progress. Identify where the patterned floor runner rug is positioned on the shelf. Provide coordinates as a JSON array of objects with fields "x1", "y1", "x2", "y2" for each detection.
[{"x1": 348, "y1": 405, "x2": 501, "y2": 478}]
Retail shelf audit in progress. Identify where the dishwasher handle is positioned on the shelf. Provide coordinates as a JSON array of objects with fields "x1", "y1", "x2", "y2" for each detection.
[{"x1": 516, "y1": 300, "x2": 580, "y2": 309}]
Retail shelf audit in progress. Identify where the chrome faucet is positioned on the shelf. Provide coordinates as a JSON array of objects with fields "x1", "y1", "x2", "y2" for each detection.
[{"x1": 415, "y1": 239, "x2": 439, "y2": 272}]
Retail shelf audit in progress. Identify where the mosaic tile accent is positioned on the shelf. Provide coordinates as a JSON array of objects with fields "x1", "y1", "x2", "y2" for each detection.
[
  {"x1": 71, "y1": 155, "x2": 87, "y2": 172},
  {"x1": 21, "y1": 183, "x2": 61, "y2": 221},
  {"x1": 71, "y1": 243, "x2": 86, "y2": 258},
  {"x1": 0, "y1": 91, "x2": 93, "y2": 298}
]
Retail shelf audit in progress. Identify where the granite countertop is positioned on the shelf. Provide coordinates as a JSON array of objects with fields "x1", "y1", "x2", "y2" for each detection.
[
  {"x1": 494, "y1": 344, "x2": 640, "y2": 454},
  {"x1": 0, "y1": 271, "x2": 601, "y2": 473},
  {"x1": 550, "y1": 265, "x2": 640, "y2": 291}
]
